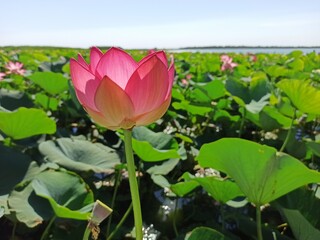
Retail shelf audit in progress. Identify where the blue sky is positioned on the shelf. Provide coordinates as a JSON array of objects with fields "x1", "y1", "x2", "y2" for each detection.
[{"x1": 1, "y1": 0, "x2": 320, "y2": 48}]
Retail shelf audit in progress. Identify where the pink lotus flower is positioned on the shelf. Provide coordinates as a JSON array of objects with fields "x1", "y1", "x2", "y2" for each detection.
[
  {"x1": 181, "y1": 79, "x2": 188, "y2": 86},
  {"x1": 5, "y1": 61, "x2": 26, "y2": 75},
  {"x1": 248, "y1": 53, "x2": 257, "y2": 62},
  {"x1": 70, "y1": 47, "x2": 174, "y2": 130},
  {"x1": 0, "y1": 72, "x2": 6, "y2": 80},
  {"x1": 220, "y1": 54, "x2": 238, "y2": 71},
  {"x1": 186, "y1": 74, "x2": 192, "y2": 80},
  {"x1": 180, "y1": 74, "x2": 192, "y2": 86}
]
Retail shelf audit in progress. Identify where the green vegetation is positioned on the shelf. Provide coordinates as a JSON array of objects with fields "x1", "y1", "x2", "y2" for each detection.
[{"x1": 0, "y1": 47, "x2": 320, "y2": 239}]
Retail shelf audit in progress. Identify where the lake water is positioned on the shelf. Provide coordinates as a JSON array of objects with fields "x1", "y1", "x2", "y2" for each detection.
[{"x1": 169, "y1": 47, "x2": 320, "y2": 54}]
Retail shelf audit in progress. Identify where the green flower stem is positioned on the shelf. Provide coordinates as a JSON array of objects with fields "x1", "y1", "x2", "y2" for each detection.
[
  {"x1": 106, "y1": 169, "x2": 122, "y2": 238},
  {"x1": 238, "y1": 107, "x2": 246, "y2": 138},
  {"x1": 123, "y1": 129, "x2": 143, "y2": 240},
  {"x1": 172, "y1": 199, "x2": 179, "y2": 237},
  {"x1": 82, "y1": 225, "x2": 91, "y2": 240},
  {"x1": 107, "y1": 203, "x2": 133, "y2": 240},
  {"x1": 256, "y1": 205, "x2": 263, "y2": 240},
  {"x1": 40, "y1": 216, "x2": 56, "y2": 240},
  {"x1": 279, "y1": 109, "x2": 296, "y2": 153},
  {"x1": 11, "y1": 221, "x2": 17, "y2": 240}
]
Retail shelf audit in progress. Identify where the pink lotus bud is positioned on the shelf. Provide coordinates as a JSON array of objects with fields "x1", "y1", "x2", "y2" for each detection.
[{"x1": 70, "y1": 47, "x2": 174, "y2": 130}]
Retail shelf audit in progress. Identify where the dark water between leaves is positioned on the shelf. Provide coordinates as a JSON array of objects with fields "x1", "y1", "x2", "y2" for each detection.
[{"x1": 169, "y1": 47, "x2": 320, "y2": 54}]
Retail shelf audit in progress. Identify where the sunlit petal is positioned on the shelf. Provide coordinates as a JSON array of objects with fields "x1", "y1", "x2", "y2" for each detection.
[
  {"x1": 126, "y1": 55, "x2": 169, "y2": 115},
  {"x1": 94, "y1": 76, "x2": 135, "y2": 127},
  {"x1": 95, "y1": 47, "x2": 138, "y2": 89}
]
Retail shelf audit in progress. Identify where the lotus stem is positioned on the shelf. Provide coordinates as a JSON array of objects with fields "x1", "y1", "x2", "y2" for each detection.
[
  {"x1": 256, "y1": 205, "x2": 263, "y2": 240},
  {"x1": 238, "y1": 107, "x2": 246, "y2": 137},
  {"x1": 172, "y1": 198, "x2": 179, "y2": 237},
  {"x1": 82, "y1": 225, "x2": 91, "y2": 240},
  {"x1": 40, "y1": 216, "x2": 56, "y2": 240},
  {"x1": 279, "y1": 109, "x2": 296, "y2": 152},
  {"x1": 107, "y1": 203, "x2": 133, "y2": 240},
  {"x1": 106, "y1": 169, "x2": 122, "y2": 238},
  {"x1": 11, "y1": 221, "x2": 17, "y2": 240},
  {"x1": 123, "y1": 129, "x2": 143, "y2": 240}
]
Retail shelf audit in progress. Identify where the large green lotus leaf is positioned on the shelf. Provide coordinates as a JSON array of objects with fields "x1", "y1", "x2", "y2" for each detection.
[
  {"x1": 0, "y1": 89, "x2": 33, "y2": 111},
  {"x1": 129, "y1": 127, "x2": 180, "y2": 162},
  {"x1": 236, "y1": 214, "x2": 292, "y2": 240},
  {"x1": 132, "y1": 126, "x2": 178, "y2": 150},
  {"x1": 277, "y1": 79, "x2": 320, "y2": 115},
  {"x1": 39, "y1": 138, "x2": 121, "y2": 173},
  {"x1": 0, "y1": 144, "x2": 32, "y2": 195},
  {"x1": 189, "y1": 88, "x2": 211, "y2": 103},
  {"x1": 28, "y1": 72, "x2": 68, "y2": 95},
  {"x1": 170, "y1": 172, "x2": 243, "y2": 203},
  {"x1": 196, "y1": 138, "x2": 320, "y2": 205},
  {"x1": 214, "y1": 109, "x2": 240, "y2": 122},
  {"x1": 288, "y1": 58, "x2": 304, "y2": 71},
  {"x1": 170, "y1": 172, "x2": 200, "y2": 197},
  {"x1": 32, "y1": 170, "x2": 93, "y2": 220},
  {"x1": 260, "y1": 106, "x2": 292, "y2": 130},
  {"x1": 276, "y1": 187, "x2": 320, "y2": 231},
  {"x1": 288, "y1": 50, "x2": 304, "y2": 58},
  {"x1": 171, "y1": 88, "x2": 185, "y2": 101},
  {"x1": 280, "y1": 208, "x2": 320, "y2": 240},
  {"x1": 190, "y1": 80, "x2": 226, "y2": 103},
  {"x1": 266, "y1": 65, "x2": 288, "y2": 78},
  {"x1": 194, "y1": 177, "x2": 244, "y2": 203},
  {"x1": 171, "y1": 181, "x2": 200, "y2": 197},
  {"x1": 306, "y1": 141, "x2": 320, "y2": 157},
  {"x1": 172, "y1": 101, "x2": 212, "y2": 116},
  {"x1": 8, "y1": 183, "x2": 53, "y2": 227},
  {"x1": 245, "y1": 94, "x2": 270, "y2": 114},
  {"x1": 35, "y1": 93, "x2": 59, "y2": 111},
  {"x1": 0, "y1": 107, "x2": 56, "y2": 140},
  {"x1": 131, "y1": 138, "x2": 180, "y2": 162},
  {"x1": 150, "y1": 174, "x2": 171, "y2": 189},
  {"x1": 276, "y1": 187, "x2": 320, "y2": 240},
  {"x1": 147, "y1": 158, "x2": 180, "y2": 175},
  {"x1": 0, "y1": 142, "x2": 59, "y2": 197},
  {"x1": 225, "y1": 78, "x2": 250, "y2": 104},
  {"x1": 186, "y1": 227, "x2": 232, "y2": 240},
  {"x1": 0, "y1": 194, "x2": 9, "y2": 216},
  {"x1": 249, "y1": 78, "x2": 270, "y2": 102},
  {"x1": 203, "y1": 80, "x2": 226, "y2": 100}
]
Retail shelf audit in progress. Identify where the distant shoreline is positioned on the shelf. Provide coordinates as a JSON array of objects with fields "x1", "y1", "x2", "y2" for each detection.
[
  {"x1": 1, "y1": 45, "x2": 320, "y2": 51},
  {"x1": 177, "y1": 46, "x2": 320, "y2": 50}
]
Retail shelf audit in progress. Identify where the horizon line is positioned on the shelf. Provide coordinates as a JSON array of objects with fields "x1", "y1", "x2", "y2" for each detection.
[{"x1": 1, "y1": 45, "x2": 320, "y2": 50}]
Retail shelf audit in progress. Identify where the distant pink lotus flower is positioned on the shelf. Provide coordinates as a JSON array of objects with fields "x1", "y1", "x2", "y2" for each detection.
[
  {"x1": 0, "y1": 72, "x2": 6, "y2": 80},
  {"x1": 220, "y1": 54, "x2": 238, "y2": 71},
  {"x1": 248, "y1": 53, "x2": 257, "y2": 62},
  {"x1": 186, "y1": 74, "x2": 192, "y2": 80},
  {"x1": 5, "y1": 61, "x2": 26, "y2": 75},
  {"x1": 70, "y1": 47, "x2": 174, "y2": 130},
  {"x1": 181, "y1": 79, "x2": 188, "y2": 86},
  {"x1": 180, "y1": 74, "x2": 192, "y2": 86}
]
